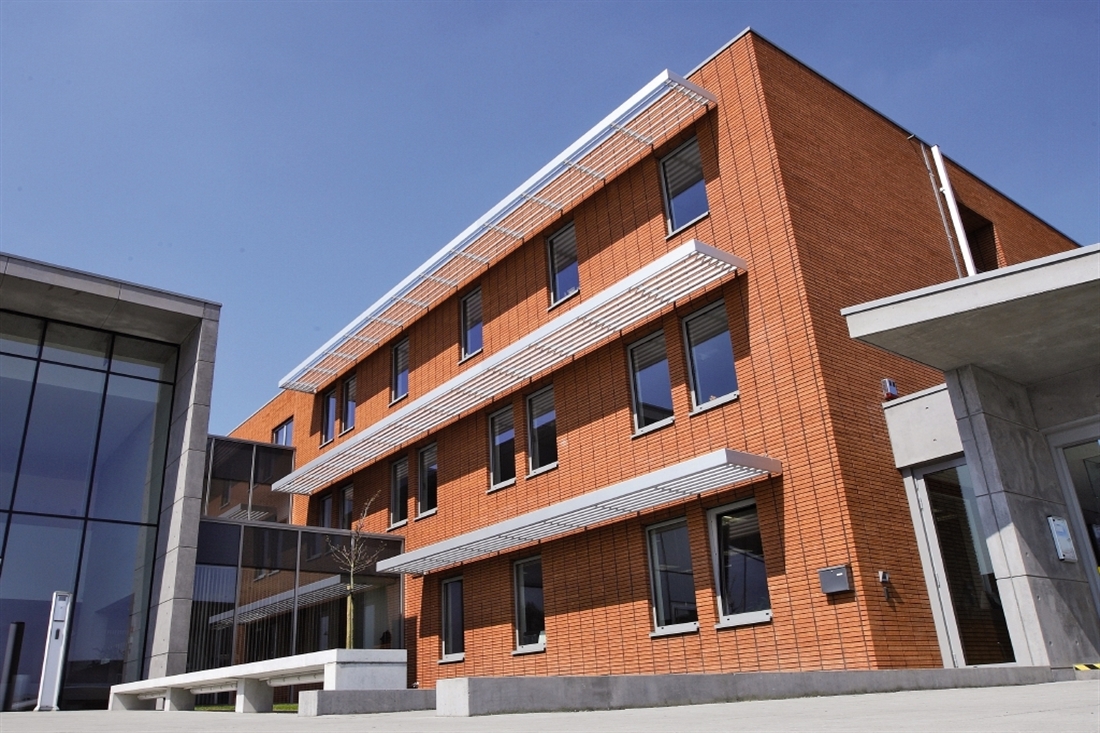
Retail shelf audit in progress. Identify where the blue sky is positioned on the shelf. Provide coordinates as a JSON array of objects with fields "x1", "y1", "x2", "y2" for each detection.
[{"x1": 2, "y1": 0, "x2": 1097, "y2": 433}]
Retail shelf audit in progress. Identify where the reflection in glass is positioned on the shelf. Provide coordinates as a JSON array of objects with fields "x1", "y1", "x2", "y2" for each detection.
[
  {"x1": 251, "y1": 445, "x2": 294, "y2": 523},
  {"x1": 0, "y1": 514, "x2": 83, "y2": 710},
  {"x1": 41, "y1": 322, "x2": 110, "y2": 370},
  {"x1": 14, "y1": 364, "x2": 105, "y2": 516},
  {"x1": 0, "y1": 312, "x2": 43, "y2": 358},
  {"x1": 0, "y1": 356, "x2": 36, "y2": 510},
  {"x1": 187, "y1": 565, "x2": 238, "y2": 672},
  {"x1": 629, "y1": 334, "x2": 674, "y2": 430},
  {"x1": 61, "y1": 521, "x2": 155, "y2": 708},
  {"x1": 714, "y1": 503, "x2": 770, "y2": 618},
  {"x1": 236, "y1": 527, "x2": 298, "y2": 663},
  {"x1": 548, "y1": 224, "x2": 579, "y2": 304},
  {"x1": 489, "y1": 408, "x2": 515, "y2": 488},
  {"x1": 925, "y1": 465, "x2": 1014, "y2": 665},
  {"x1": 527, "y1": 387, "x2": 557, "y2": 471},
  {"x1": 648, "y1": 519, "x2": 697, "y2": 628},
  {"x1": 89, "y1": 376, "x2": 173, "y2": 524},
  {"x1": 661, "y1": 137, "x2": 709, "y2": 232},
  {"x1": 203, "y1": 439, "x2": 252, "y2": 519},
  {"x1": 684, "y1": 303, "x2": 737, "y2": 408},
  {"x1": 110, "y1": 336, "x2": 177, "y2": 382}
]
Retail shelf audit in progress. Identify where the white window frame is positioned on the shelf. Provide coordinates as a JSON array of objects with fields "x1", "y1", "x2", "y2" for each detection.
[
  {"x1": 272, "y1": 418, "x2": 293, "y2": 447},
  {"x1": 389, "y1": 457, "x2": 409, "y2": 529},
  {"x1": 706, "y1": 499, "x2": 772, "y2": 629},
  {"x1": 391, "y1": 338, "x2": 409, "y2": 403},
  {"x1": 659, "y1": 136, "x2": 709, "y2": 235},
  {"x1": 681, "y1": 301, "x2": 739, "y2": 413},
  {"x1": 627, "y1": 331, "x2": 675, "y2": 435},
  {"x1": 513, "y1": 556, "x2": 546, "y2": 655},
  {"x1": 460, "y1": 288, "x2": 484, "y2": 360},
  {"x1": 526, "y1": 385, "x2": 558, "y2": 476},
  {"x1": 488, "y1": 406, "x2": 516, "y2": 491},
  {"x1": 645, "y1": 517, "x2": 700, "y2": 637},
  {"x1": 546, "y1": 223, "x2": 579, "y2": 307},
  {"x1": 417, "y1": 443, "x2": 438, "y2": 518},
  {"x1": 440, "y1": 576, "x2": 465, "y2": 663}
]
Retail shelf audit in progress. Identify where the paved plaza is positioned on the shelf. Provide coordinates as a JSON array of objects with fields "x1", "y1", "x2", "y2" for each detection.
[{"x1": 1, "y1": 680, "x2": 1096, "y2": 733}]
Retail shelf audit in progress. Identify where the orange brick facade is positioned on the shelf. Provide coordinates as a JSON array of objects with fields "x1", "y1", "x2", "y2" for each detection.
[{"x1": 230, "y1": 33, "x2": 1077, "y2": 688}]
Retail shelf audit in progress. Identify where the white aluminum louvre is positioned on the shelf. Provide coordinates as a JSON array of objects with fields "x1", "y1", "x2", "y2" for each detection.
[
  {"x1": 375, "y1": 449, "x2": 781, "y2": 575},
  {"x1": 273, "y1": 240, "x2": 747, "y2": 496},
  {"x1": 279, "y1": 70, "x2": 716, "y2": 393}
]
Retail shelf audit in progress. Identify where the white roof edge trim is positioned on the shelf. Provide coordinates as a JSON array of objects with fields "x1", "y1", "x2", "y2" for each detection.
[
  {"x1": 272, "y1": 239, "x2": 746, "y2": 495},
  {"x1": 279, "y1": 69, "x2": 717, "y2": 393},
  {"x1": 376, "y1": 448, "x2": 781, "y2": 575}
]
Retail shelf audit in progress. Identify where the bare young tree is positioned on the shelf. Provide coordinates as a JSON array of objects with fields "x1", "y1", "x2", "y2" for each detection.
[{"x1": 325, "y1": 490, "x2": 387, "y2": 649}]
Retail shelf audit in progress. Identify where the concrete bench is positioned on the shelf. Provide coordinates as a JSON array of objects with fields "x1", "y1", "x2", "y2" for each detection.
[{"x1": 109, "y1": 648, "x2": 406, "y2": 713}]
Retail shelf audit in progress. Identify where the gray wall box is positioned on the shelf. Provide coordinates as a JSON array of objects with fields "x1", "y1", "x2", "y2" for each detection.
[{"x1": 818, "y1": 565, "x2": 851, "y2": 594}]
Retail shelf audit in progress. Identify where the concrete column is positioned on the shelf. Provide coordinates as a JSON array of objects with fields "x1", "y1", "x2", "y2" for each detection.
[
  {"x1": 236, "y1": 678, "x2": 273, "y2": 714},
  {"x1": 947, "y1": 364, "x2": 1100, "y2": 666},
  {"x1": 164, "y1": 687, "x2": 195, "y2": 712}
]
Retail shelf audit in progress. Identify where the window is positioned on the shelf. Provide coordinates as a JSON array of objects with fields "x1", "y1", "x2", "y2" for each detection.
[
  {"x1": 441, "y1": 577, "x2": 465, "y2": 661},
  {"x1": 708, "y1": 500, "x2": 772, "y2": 627},
  {"x1": 339, "y1": 485, "x2": 355, "y2": 530},
  {"x1": 526, "y1": 387, "x2": 557, "y2": 473},
  {"x1": 489, "y1": 407, "x2": 516, "y2": 489},
  {"x1": 628, "y1": 332, "x2": 674, "y2": 432},
  {"x1": 392, "y1": 339, "x2": 409, "y2": 402},
  {"x1": 317, "y1": 493, "x2": 333, "y2": 529},
  {"x1": 342, "y1": 375, "x2": 357, "y2": 432},
  {"x1": 320, "y1": 387, "x2": 336, "y2": 443},
  {"x1": 461, "y1": 289, "x2": 483, "y2": 358},
  {"x1": 660, "y1": 137, "x2": 708, "y2": 233},
  {"x1": 514, "y1": 557, "x2": 545, "y2": 652},
  {"x1": 418, "y1": 444, "x2": 438, "y2": 516},
  {"x1": 272, "y1": 418, "x2": 294, "y2": 447},
  {"x1": 646, "y1": 518, "x2": 698, "y2": 635},
  {"x1": 547, "y1": 223, "x2": 579, "y2": 305},
  {"x1": 390, "y1": 458, "x2": 408, "y2": 526},
  {"x1": 683, "y1": 302, "x2": 738, "y2": 410}
]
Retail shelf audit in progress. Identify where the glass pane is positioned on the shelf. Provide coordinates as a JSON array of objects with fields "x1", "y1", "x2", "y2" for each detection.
[
  {"x1": 61, "y1": 521, "x2": 156, "y2": 708},
  {"x1": 196, "y1": 521, "x2": 241, "y2": 566},
  {"x1": 343, "y1": 376, "x2": 357, "y2": 431},
  {"x1": 203, "y1": 439, "x2": 252, "y2": 519},
  {"x1": 390, "y1": 460, "x2": 408, "y2": 524},
  {"x1": 187, "y1": 564, "x2": 238, "y2": 671},
  {"x1": 649, "y1": 521, "x2": 697, "y2": 627},
  {"x1": 549, "y1": 225, "x2": 579, "y2": 303},
  {"x1": 528, "y1": 388, "x2": 557, "y2": 470},
  {"x1": 1063, "y1": 440, "x2": 1100, "y2": 570},
  {"x1": 462, "y1": 291, "x2": 483, "y2": 356},
  {"x1": 442, "y1": 579, "x2": 464, "y2": 656},
  {"x1": 110, "y1": 336, "x2": 177, "y2": 383},
  {"x1": 662, "y1": 138, "x2": 709, "y2": 231},
  {"x1": 630, "y1": 335, "x2": 674, "y2": 429},
  {"x1": 235, "y1": 526, "x2": 298, "y2": 664},
  {"x1": 716, "y1": 504, "x2": 770, "y2": 617},
  {"x1": 0, "y1": 514, "x2": 83, "y2": 711},
  {"x1": 392, "y1": 341, "x2": 409, "y2": 399},
  {"x1": 13, "y1": 363, "x2": 105, "y2": 517},
  {"x1": 924, "y1": 465, "x2": 1014, "y2": 665},
  {"x1": 250, "y1": 445, "x2": 294, "y2": 523},
  {"x1": 515, "y1": 559, "x2": 544, "y2": 647},
  {"x1": 41, "y1": 322, "x2": 110, "y2": 370},
  {"x1": 272, "y1": 419, "x2": 293, "y2": 447},
  {"x1": 0, "y1": 312, "x2": 43, "y2": 358},
  {"x1": 419, "y1": 446, "x2": 437, "y2": 513},
  {"x1": 0, "y1": 355, "x2": 36, "y2": 510},
  {"x1": 321, "y1": 389, "x2": 336, "y2": 443},
  {"x1": 490, "y1": 409, "x2": 515, "y2": 486},
  {"x1": 685, "y1": 305, "x2": 737, "y2": 407},
  {"x1": 88, "y1": 375, "x2": 173, "y2": 524}
]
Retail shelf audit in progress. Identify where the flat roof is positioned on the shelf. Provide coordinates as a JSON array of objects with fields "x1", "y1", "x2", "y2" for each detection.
[{"x1": 843, "y1": 244, "x2": 1099, "y2": 385}]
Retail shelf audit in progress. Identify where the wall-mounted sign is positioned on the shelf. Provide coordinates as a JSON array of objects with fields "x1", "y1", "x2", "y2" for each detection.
[{"x1": 1048, "y1": 516, "x2": 1078, "y2": 563}]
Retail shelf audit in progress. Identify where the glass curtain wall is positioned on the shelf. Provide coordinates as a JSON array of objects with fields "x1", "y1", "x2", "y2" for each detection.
[
  {"x1": 202, "y1": 437, "x2": 293, "y2": 524},
  {"x1": 0, "y1": 310, "x2": 176, "y2": 710},
  {"x1": 187, "y1": 519, "x2": 403, "y2": 673}
]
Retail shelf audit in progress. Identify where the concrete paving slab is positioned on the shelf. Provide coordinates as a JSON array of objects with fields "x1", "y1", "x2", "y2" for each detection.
[{"x1": 0, "y1": 680, "x2": 1096, "y2": 733}]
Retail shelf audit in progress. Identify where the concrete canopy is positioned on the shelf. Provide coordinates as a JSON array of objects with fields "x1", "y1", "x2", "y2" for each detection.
[{"x1": 842, "y1": 244, "x2": 1100, "y2": 385}]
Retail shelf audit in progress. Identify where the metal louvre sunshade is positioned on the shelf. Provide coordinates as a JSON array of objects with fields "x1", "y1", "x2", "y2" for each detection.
[
  {"x1": 273, "y1": 240, "x2": 747, "y2": 496},
  {"x1": 279, "y1": 70, "x2": 716, "y2": 394},
  {"x1": 375, "y1": 449, "x2": 781, "y2": 575}
]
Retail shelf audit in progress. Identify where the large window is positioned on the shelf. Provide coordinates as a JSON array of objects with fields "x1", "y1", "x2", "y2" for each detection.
[
  {"x1": 660, "y1": 137, "x2": 708, "y2": 233},
  {"x1": 441, "y1": 577, "x2": 465, "y2": 661},
  {"x1": 390, "y1": 458, "x2": 409, "y2": 527},
  {"x1": 708, "y1": 500, "x2": 771, "y2": 626},
  {"x1": 320, "y1": 387, "x2": 336, "y2": 444},
  {"x1": 547, "y1": 223, "x2": 579, "y2": 305},
  {"x1": 461, "y1": 289, "x2": 483, "y2": 359},
  {"x1": 489, "y1": 407, "x2": 516, "y2": 490},
  {"x1": 526, "y1": 387, "x2": 557, "y2": 474},
  {"x1": 392, "y1": 339, "x2": 409, "y2": 402},
  {"x1": 683, "y1": 302, "x2": 738, "y2": 410},
  {"x1": 272, "y1": 418, "x2": 294, "y2": 447},
  {"x1": 628, "y1": 332, "x2": 674, "y2": 432},
  {"x1": 646, "y1": 518, "x2": 698, "y2": 635},
  {"x1": 342, "y1": 375, "x2": 357, "y2": 432},
  {"x1": 514, "y1": 557, "x2": 545, "y2": 652},
  {"x1": 418, "y1": 444, "x2": 438, "y2": 516}
]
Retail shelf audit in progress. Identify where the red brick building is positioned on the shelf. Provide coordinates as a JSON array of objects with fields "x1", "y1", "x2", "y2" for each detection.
[{"x1": 229, "y1": 31, "x2": 1076, "y2": 689}]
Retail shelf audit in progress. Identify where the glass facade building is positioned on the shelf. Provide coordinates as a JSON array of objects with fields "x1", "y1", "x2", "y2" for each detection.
[{"x1": 0, "y1": 310, "x2": 177, "y2": 709}]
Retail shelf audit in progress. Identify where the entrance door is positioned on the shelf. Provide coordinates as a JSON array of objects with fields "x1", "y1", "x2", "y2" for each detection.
[
  {"x1": 1049, "y1": 423, "x2": 1100, "y2": 618},
  {"x1": 913, "y1": 461, "x2": 1015, "y2": 666}
]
